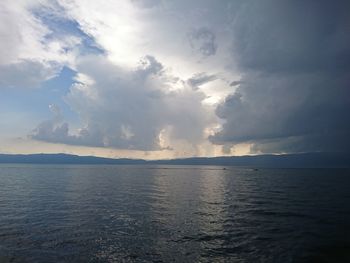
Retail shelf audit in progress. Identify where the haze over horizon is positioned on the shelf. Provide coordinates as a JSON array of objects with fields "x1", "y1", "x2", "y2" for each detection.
[{"x1": 1, "y1": 0, "x2": 349, "y2": 160}]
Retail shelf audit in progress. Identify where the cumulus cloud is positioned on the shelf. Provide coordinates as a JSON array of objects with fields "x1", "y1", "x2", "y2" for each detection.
[
  {"x1": 31, "y1": 55, "x2": 215, "y2": 151},
  {"x1": 0, "y1": 0, "x2": 79, "y2": 88},
  {"x1": 30, "y1": 103, "x2": 71, "y2": 144},
  {"x1": 210, "y1": 0, "x2": 350, "y2": 153},
  {"x1": 27, "y1": 0, "x2": 233, "y2": 155},
  {"x1": 0, "y1": 61, "x2": 60, "y2": 88},
  {"x1": 24, "y1": 0, "x2": 350, "y2": 156}
]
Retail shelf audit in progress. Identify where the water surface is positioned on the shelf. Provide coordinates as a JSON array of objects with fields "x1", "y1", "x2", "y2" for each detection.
[{"x1": 0, "y1": 165, "x2": 349, "y2": 262}]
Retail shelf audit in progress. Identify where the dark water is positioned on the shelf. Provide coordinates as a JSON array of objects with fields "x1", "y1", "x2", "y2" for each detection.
[{"x1": 0, "y1": 165, "x2": 349, "y2": 262}]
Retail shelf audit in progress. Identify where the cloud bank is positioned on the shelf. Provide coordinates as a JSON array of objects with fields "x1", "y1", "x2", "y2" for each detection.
[
  {"x1": 31, "y1": 55, "x2": 215, "y2": 151},
  {"x1": 2, "y1": 0, "x2": 348, "y2": 156},
  {"x1": 210, "y1": 0, "x2": 350, "y2": 153}
]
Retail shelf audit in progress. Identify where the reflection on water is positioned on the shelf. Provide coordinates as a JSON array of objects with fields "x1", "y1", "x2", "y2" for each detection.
[
  {"x1": 0, "y1": 165, "x2": 349, "y2": 262},
  {"x1": 197, "y1": 170, "x2": 228, "y2": 259}
]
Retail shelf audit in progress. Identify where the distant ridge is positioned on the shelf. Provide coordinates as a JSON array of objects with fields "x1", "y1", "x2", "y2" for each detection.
[
  {"x1": 0, "y1": 152, "x2": 349, "y2": 168},
  {"x1": 0, "y1": 153, "x2": 146, "y2": 165}
]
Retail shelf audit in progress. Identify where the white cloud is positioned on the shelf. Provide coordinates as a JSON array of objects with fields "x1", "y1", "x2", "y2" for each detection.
[
  {"x1": 31, "y1": 55, "x2": 217, "y2": 152},
  {"x1": 0, "y1": 0, "x2": 80, "y2": 88},
  {"x1": 28, "y1": 0, "x2": 239, "y2": 155},
  {"x1": 57, "y1": 0, "x2": 236, "y2": 79}
]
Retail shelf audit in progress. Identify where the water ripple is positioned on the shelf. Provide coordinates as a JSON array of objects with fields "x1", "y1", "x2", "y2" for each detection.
[{"x1": 0, "y1": 165, "x2": 349, "y2": 262}]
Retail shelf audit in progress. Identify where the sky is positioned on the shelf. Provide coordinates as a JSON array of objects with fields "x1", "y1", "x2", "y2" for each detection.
[{"x1": 0, "y1": 0, "x2": 349, "y2": 159}]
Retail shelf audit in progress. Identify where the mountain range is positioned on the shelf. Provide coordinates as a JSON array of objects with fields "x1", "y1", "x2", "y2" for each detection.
[{"x1": 0, "y1": 152, "x2": 349, "y2": 168}]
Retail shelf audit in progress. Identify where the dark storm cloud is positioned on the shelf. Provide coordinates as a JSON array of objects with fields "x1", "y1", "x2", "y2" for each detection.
[
  {"x1": 230, "y1": 0, "x2": 350, "y2": 73},
  {"x1": 188, "y1": 27, "x2": 217, "y2": 57},
  {"x1": 211, "y1": 0, "x2": 350, "y2": 153},
  {"x1": 131, "y1": 0, "x2": 161, "y2": 9}
]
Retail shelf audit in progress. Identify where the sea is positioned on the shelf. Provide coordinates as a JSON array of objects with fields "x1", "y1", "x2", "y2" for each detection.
[{"x1": 0, "y1": 164, "x2": 349, "y2": 262}]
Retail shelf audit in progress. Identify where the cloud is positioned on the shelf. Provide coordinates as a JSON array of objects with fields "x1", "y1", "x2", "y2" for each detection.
[
  {"x1": 56, "y1": 0, "x2": 231, "y2": 78},
  {"x1": 26, "y1": 1, "x2": 234, "y2": 155},
  {"x1": 210, "y1": 0, "x2": 350, "y2": 153},
  {"x1": 0, "y1": 0, "x2": 80, "y2": 88},
  {"x1": 30, "y1": 103, "x2": 72, "y2": 144},
  {"x1": 187, "y1": 72, "x2": 217, "y2": 89},
  {"x1": 188, "y1": 27, "x2": 217, "y2": 57},
  {"x1": 21, "y1": 0, "x2": 350, "y2": 156},
  {"x1": 229, "y1": 81, "x2": 241, "y2": 87},
  {"x1": 31, "y1": 55, "x2": 216, "y2": 151},
  {"x1": 229, "y1": 0, "x2": 350, "y2": 73},
  {"x1": 131, "y1": 0, "x2": 161, "y2": 9},
  {"x1": 0, "y1": 60, "x2": 60, "y2": 88}
]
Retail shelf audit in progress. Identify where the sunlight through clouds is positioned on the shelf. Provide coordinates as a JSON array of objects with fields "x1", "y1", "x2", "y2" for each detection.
[{"x1": 1, "y1": 0, "x2": 349, "y2": 158}]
